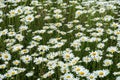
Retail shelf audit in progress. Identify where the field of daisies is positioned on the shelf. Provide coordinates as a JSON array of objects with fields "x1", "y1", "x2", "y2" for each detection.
[{"x1": 0, "y1": 0, "x2": 120, "y2": 80}]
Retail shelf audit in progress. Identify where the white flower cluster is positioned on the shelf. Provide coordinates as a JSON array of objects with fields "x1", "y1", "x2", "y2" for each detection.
[{"x1": 0, "y1": 0, "x2": 120, "y2": 80}]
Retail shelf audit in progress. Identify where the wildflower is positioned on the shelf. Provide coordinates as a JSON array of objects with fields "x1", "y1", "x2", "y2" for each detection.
[
  {"x1": 38, "y1": 45, "x2": 49, "y2": 52},
  {"x1": 19, "y1": 25, "x2": 28, "y2": 31},
  {"x1": 26, "y1": 71, "x2": 34, "y2": 77},
  {"x1": 12, "y1": 44, "x2": 23, "y2": 52},
  {"x1": 0, "y1": 64, "x2": 6, "y2": 69},
  {"x1": 116, "y1": 76, "x2": 120, "y2": 80},
  {"x1": 117, "y1": 63, "x2": 120, "y2": 68},
  {"x1": 96, "y1": 69, "x2": 109, "y2": 78},
  {"x1": 97, "y1": 43, "x2": 105, "y2": 49},
  {"x1": 42, "y1": 70, "x2": 54, "y2": 78},
  {"x1": 21, "y1": 55, "x2": 32, "y2": 64},
  {"x1": 99, "y1": 8, "x2": 105, "y2": 13},
  {"x1": 20, "y1": 49, "x2": 29, "y2": 55},
  {"x1": 96, "y1": 22, "x2": 103, "y2": 27},
  {"x1": 25, "y1": 14, "x2": 34, "y2": 23},
  {"x1": 1, "y1": 52, "x2": 11, "y2": 61},
  {"x1": 33, "y1": 35, "x2": 42, "y2": 41},
  {"x1": 62, "y1": 52, "x2": 74, "y2": 61},
  {"x1": 12, "y1": 60, "x2": 20, "y2": 66},
  {"x1": 103, "y1": 59, "x2": 113, "y2": 66},
  {"x1": 62, "y1": 73, "x2": 74, "y2": 80},
  {"x1": 87, "y1": 73, "x2": 97, "y2": 80},
  {"x1": 9, "y1": 10, "x2": 16, "y2": 17},
  {"x1": 15, "y1": 34, "x2": 24, "y2": 41},
  {"x1": 107, "y1": 46, "x2": 118, "y2": 53},
  {"x1": 75, "y1": 10, "x2": 83, "y2": 18},
  {"x1": 78, "y1": 69, "x2": 89, "y2": 77},
  {"x1": 82, "y1": 56, "x2": 92, "y2": 63},
  {"x1": 54, "y1": 9, "x2": 62, "y2": 14},
  {"x1": 8, "y1": 31, "x2": 16, "y2": 37},
  {"x1": 15, "y1": 6, "x2": 23, "y2": 15}
]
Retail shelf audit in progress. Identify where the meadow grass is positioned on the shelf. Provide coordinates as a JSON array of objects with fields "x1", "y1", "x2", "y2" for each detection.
[{"x1": 0, "y1": 0, "x2": 120, "y2": 80}]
